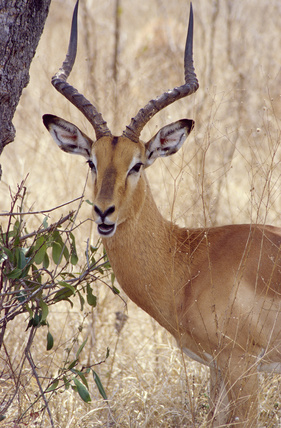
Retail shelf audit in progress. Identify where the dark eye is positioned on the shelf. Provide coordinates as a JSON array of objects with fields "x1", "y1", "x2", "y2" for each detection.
[
  {"x1": 128, "y1": 162, "x2": 143, "y2": 175},
  {"x1": 87, "y1": 160, "x2": 96, "y2": 173}
]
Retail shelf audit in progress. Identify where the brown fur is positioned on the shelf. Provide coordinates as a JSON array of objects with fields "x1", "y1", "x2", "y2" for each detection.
[
  {"x1": 94, "y1": 137, "x2": 281, "y2": 427},
  {"x1": 44, "y1": 118, "x2": 281, "y2": 428}
]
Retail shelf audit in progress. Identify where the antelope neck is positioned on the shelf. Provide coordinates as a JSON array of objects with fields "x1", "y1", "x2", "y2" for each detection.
[{"x1": 101, "y1": 179, "x2": 190, "y2": 336}]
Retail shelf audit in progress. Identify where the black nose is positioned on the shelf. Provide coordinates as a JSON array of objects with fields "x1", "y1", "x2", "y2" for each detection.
[{"x1": 94, "y1": 205, "x2": 115, "y2": 221}]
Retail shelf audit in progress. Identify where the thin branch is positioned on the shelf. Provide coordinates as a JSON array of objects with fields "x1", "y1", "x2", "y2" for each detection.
[
  {"x1": 0, "y1": 196, "x2": 83, "y2": 216},
  {"x1": 18, "y1": 211, "x2": 75, "y2": 243},
  {"x1": 0, "y1": 282, "x2": 47, "y2": 326},
  {"x1": 25, "y1": 350, "x2": 54, "y2": 427}
]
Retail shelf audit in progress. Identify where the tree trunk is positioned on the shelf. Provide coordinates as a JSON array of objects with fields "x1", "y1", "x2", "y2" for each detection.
[{"x1": 0, "y1": 0, "x2": 51, "y2": 179}]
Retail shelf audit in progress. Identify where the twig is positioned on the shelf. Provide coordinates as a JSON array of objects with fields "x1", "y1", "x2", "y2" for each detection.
[
  {"x1": 26, "y1": 349, "x2": 55, "y2": 427},
  {"x1": 0, "y1": 282, "x2": 47, "y2": 326},
  {"x1": 18, "y1": 211, "x2": 75, "y2": 243},
  {"x1": 0, "y1": 196, "x2": 83, "y2": 216}
]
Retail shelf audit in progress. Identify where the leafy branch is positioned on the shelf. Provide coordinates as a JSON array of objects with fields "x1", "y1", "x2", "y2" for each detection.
[{"x1": 0, "y1": 180, "x2": 120, "y2": 425}]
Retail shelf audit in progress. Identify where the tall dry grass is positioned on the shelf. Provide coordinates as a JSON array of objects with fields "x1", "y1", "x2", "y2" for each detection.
[{"x1": 0, "y1": 0, "x2": 281, "y2": 426}]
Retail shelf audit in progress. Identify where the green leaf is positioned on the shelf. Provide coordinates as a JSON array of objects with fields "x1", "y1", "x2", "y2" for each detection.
[
  {"x1": 74, "y1": 370, "x2": 89, "y2": 390},
  {"x1": 6, "y1": 268, "x2": 22, "y2": 279},
  {"x1": 85, "y1": 199, "x2": 93, "y2": 206},
  {"x1": 16, "y1": 247, "x2": 28, "y2": 270},
  {"x1": 46, "y1": 379, "x2": 59, "y2": 392},
  {"x1": 39, "y1": 300, "x2": 49, "y2": 322},
  {"x1": 43, "y1": 251, "x2": 49, "y2": 269},
  {"x1": 76, "y1": 338, "x2": 88, "y2": 359},
  {"x1": 92, "y1": 370, "x2": 107, "y2": 400},
  {"x1": 2, "y1": 247, "x2": 13, "y2": 262},
  {"x1": 105, "y1": 347, "x2": 110, "y2": 359},
  {"x1": 31, "y1": 264, "x2": 42, "y2": 283},
  {"x1": 25, "y1": 305, "x2": 33, "y2": 318},
  {"x1": 34, "y1": 245, "x2": 47, "y2": 264},
  {"x1": 52, "y1": 230, "x2": 69, "y2": 261},
  {"x1": 52, "y1": 241, "x2": 62, "y2": 265},
  {"x1": 63, "y1": 375, "x2": 70, "y2": 390},
  {"x1": 13, "y1": 219, "x2": 20, "y2": 237},
  {"x1": 111, "y1": 273, "x2": 115, "y2": 286},
  {"x1": 54, "y1": 282, "x2": 75, "y2": 304},
  {"x1": 68, "y1": 359, "x2": 78, "y2": 370},
  {"x1": 73, "y1": 378, "x2": 91, "y2": 403},
  {"x1": 47, "y1": 331, "x2": 54, "y2": 351},
  {"x1": 103, "y1": 261, "x2": 111, "y2": 269},
  {"x1": 71, "y1": 252, "x2": 78, "y2": 266},
  {"x1": 43, "y1": 217, "x2": 48, "y2": 229},
  {"x1": 54, "y1": 287, "x2": 74, "y2": 304},
  {"x1": 32, "y1": 312, "x2": 41, "y2": 326},
  {"x1": 70, "y1": 232, "x2": 78, "y2": 265},
  {"x1": 112, "y1": 285, "x2": 120, "y2": 295},
  {"x1": 58, "y1": 281, "x2": 76, "y2": 295},
  {"x1": 52, "y1": 230, "x2": 63, "y2": 244},
  {"x1": 77, "y1": 290, "x2": 85, "y2": 311},
  {"x1": 34, "y1": 236, "x2": 48, "y2": 265},
  {"x1": 62, "y1": 244, "x2": 70, "y2": 262},
  {"x1": 86, "y1": 283, "x2": 97, "y2": 307},
  {"x1": 17, "y1": 290, "x2": 27, "y2": 303}
]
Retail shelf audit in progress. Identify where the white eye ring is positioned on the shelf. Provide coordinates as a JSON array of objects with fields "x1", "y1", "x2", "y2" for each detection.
[{"x1": 128, "y1": 162, "x2": 143, "y2": 176}]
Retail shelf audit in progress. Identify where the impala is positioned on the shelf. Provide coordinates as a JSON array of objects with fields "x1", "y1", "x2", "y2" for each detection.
[{"x1": 43, "y1": 1, "x2": 281, "y2": 426}]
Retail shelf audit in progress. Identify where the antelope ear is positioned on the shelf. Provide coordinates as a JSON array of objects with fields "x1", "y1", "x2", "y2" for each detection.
[
  {"x1": 144, "y1": 119, "x2": 194, "y2": 167},
  {"x1": 43, "y1": 114, "x2": 93, "y2": 159}
]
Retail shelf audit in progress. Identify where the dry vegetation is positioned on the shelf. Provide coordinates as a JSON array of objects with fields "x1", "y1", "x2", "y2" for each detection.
[{"x1": 0, "y1": 0, "x2": 281, "y2": 426}]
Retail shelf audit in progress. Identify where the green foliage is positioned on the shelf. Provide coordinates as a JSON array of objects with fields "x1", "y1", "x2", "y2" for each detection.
[
  {"x1": 0, "y1": 181, "x2": 116, "y2": 420},
  {"x1": 43, "y1": 334, "x2": 110, "y2": 404},
  {"x1": 93, "y1": 370, "x2": 108, "y2": 400},
  {"x1": 43, "y1": 342, "x2": 110, "y2": 403},
  {"x1": 73, "y1": 378, "x2": 91, "y2": 403},
  {"x1": 46, "y1": 331, "x2": 54, "y2": 351}
]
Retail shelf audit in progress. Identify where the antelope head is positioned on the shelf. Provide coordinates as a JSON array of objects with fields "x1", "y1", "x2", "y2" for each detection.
[{"x1": 43, "y1": 0, "x2": 199, "y2": 238}]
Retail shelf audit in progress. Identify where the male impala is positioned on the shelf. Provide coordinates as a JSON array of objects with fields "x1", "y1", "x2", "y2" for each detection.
[{"x1": 43, "y1": 1, "x2": 281, "y2": 426}]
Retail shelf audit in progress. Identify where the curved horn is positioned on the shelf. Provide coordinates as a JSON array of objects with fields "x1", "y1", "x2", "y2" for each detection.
[
  {"x1": 51, "y1": 0, "x2": 111, "y2": 139},
  {"x1": 123, "y1": 3, "x2": 199, "y2": 143}
]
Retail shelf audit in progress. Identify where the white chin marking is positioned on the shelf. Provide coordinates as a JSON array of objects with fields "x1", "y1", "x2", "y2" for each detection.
[{"x1": 98, "y1": 223, "x2": 116, "y2": 237}]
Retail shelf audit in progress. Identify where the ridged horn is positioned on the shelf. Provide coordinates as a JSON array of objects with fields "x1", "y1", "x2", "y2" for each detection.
[
  {"x1": 51, "y1": 0, "x2": 111, "y2": 140},
  {"x1": 123, "y1": 3, "x2": 199, "y2": 143}
]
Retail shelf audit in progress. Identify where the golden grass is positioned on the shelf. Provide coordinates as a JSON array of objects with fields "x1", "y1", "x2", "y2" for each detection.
[{"x1": 1, "y1": 0, "x2": 281, "y2": 426}]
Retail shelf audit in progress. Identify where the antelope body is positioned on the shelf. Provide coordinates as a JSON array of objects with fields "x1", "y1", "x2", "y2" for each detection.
[{"x1": 43, "y1": 1, "x2": 281, "y2": 426}]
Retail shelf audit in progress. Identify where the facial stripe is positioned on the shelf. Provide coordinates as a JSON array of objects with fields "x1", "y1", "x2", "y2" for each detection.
[
  {"x1": 99, "y1": 165, "x2": 117, "y2": 200},
  {"x1": 111, "y1": 136, "x2": 119, "y2": 146}
]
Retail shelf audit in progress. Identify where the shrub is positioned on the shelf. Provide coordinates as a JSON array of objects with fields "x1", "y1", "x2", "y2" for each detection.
[{"x1": 0, "y1": 180, "x2": 117, "y2": 426}]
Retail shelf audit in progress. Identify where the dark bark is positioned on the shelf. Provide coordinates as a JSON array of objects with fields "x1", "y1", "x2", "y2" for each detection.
[{"x1": 0, "y1": 0, "x2": 51, "y2": 179}]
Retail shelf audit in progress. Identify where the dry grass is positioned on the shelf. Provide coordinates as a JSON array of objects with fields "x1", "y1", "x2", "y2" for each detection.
[{"x1": 0, "y1": 0, "x2": 281, "y2": 426}]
